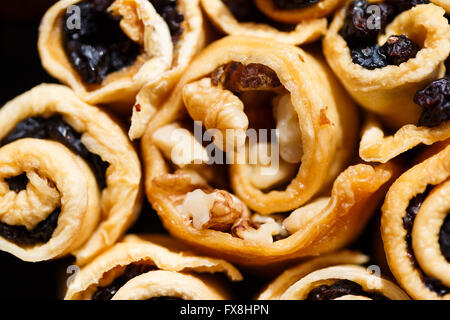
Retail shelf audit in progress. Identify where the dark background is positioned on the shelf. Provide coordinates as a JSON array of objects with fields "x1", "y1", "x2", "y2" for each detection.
[{"x1": 0, "y1": 0, "x2": 380, "y2": 300}]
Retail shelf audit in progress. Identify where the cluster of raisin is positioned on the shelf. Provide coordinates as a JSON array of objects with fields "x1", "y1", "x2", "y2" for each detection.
[
  {"x1": 341, "y1": 0, "x2": 425, "y2": 69},
  {"x1": 62, "y1": 0, "x2": 140, "y2": 84},
  {"x1": 149, "y1": 0, "x2": 185, "y2": 42}
]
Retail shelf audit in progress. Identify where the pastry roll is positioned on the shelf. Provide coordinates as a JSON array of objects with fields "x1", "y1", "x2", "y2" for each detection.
[
  {"x1": 381, "y1": 140, "x2": 450, "y2": 300},
  {"x1": 257, "y1": 251, "x2": 410, "y2": 300},
  {"x1": 65, "y1": 234, "x2": 243, "y2": 300},
  {"x1": 200, "y1": 0, "x2": 327, "y2": 45},
  {"x1": 39, "y1": 0, "x2": 204, "y2": 116},
  {"x1": 0, "y1": 84, "x2": 142, "y2": 265},
  {"x1": 142, "y1": 36, "x2": 397, "y2": 266},
  {"x1": 254, "y1": 0, "x2": 346, "y2": 23},
  {"x1": 323, "y1": 1, "x2": 450, "y2": 162}
]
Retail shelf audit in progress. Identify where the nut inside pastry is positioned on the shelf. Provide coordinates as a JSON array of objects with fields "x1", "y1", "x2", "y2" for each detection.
[{"x1": 150, "y1": 61, "x2": 306, "y2": 244}]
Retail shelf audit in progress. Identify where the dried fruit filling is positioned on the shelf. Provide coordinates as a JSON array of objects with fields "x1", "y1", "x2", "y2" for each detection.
[
  {"x1": 341, "y1": 0, "x2": 425, "y2": 69},
  {"x1": 0, "y1": 209, "x2": 61, "y2": 246},
  {"x1": 415, "y1": 77, "x2": 450, "y2": 128},
  {"x1": 403, "y1": 187, "x2": 450, "y2": 296},
  {"x1": 62, "y1": 0, "x2": 184, "y2": 84},
  {"x1": 92, "y1": 263, "x2": 157, "y2": 300},
  {"x1": 306, "y1": 279, "x2": 388, "y2": 300},
  {"x1": 0, "y1": 116, "x2": 110, "y2": 190}
]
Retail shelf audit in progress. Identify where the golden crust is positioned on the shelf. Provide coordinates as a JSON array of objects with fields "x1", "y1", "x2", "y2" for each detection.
[
  {"x1": 323, "y1": 3, "x2": 450, "y2": 128},
  {"x1": 381, "y1": 141, "x2": 450, "y2": 300},
  {"x1": 0, "y1": 139, "x2": 100, "y2": 262},
  {"x1": 0, "y1": 84, "x2": 142, "y2": 264},
  {"x1": 276, "y1": 264, "x2": 409, "y2": 300},
  {"x1": 200, "y1": 0, "x2": 327, "y2": 45},
  {"x1": 143, "y1": 36, "x2": 359, "y2": 214},
  {"x1": 258, "y1": 251, "x2": 409, "y2": 300},
  {"x1": 146, "y1": 146, "x2": 398, "y2": 265},
  {"x1": 257, "y1": 250, "x2": 369, "y2": 299},
  {"x1": 65, "y1": 234, "x2": 242, "y2": 300},
  {"x1": 431, "y1": 0, "x2": 450, "y2": 13},
  {"x1": 129, "y1": 0, "x2": 206, "y2": 139},
  {"x1": 254, "y1": 0, "x2": 346, "y2": 23},
  {"x1": 359, "y1": 115, "x2": 450, "y2": 163}
]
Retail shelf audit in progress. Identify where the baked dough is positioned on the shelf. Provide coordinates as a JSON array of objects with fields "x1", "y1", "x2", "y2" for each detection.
[
  {"x1": 257, "y1": 251, "x2": 409, "y2": 300},
  {"x1": 39, "y1": 0, "x2": 205, "y2": 120},
  {"x1": 382, "y1": 140, "x2": 450, "y2": 300},
  {"x1": 0, "y1": 84, "x2": 142, "y2": 265},
  {"x1": 324, "y1": 3, "x2": 450, "y2": 128},
  {"x1": 254, "y1": 0, "x2": 346, "y2": 23},
  {"x1": 65, "y1": 234, "x2": 243, "y2": 300},
  {"x1": 200, "y1": 0, "x2": 327, "y2": 45},
  {"x1": 141, "y1": 35, "x2": 397, "y2": 267}
]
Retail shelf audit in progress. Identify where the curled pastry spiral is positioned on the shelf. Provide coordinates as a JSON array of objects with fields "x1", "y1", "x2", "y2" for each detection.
[
  {"x1": 65, "y1": 234, "x2": 242, "y2": 300},
  {"x1": 200, "y1": 0, "x2": 327, "y2": 45},
  {"x1": 0, "y1": 84, "x2": 142, "y2": 264},
  {"x1": 382, "y1": 141, "x2": 450, "y2": 299},
  {"x1": 258, "y1": 251, "x2": 409, "y2": 300}
]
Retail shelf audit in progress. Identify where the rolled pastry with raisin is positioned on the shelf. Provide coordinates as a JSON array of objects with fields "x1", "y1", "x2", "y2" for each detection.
[
  {"x1": 0, "y1": 84, "x2": 142, "y2": 265},
  {"x1": 200, "y1": 0, "x2": 327, "y2": 45},
  {"x1": 39, "y1": 0, "x2": 204, "y2": 116},
  {"x1": 65, "y1": 234, "x2": 243, "y2": 300},
  {"x1": 381, "y1": 140, "x2": 450, "y2": 300},
  {"x1": 141, "y1": 36, "x2": 398, "y2": 266},
  {"x1": 323, "y1": 1, "x2": 450, "y2": 162},
  {"x1": 257, "y1": 251, "x2": 409, "y2": 300}
]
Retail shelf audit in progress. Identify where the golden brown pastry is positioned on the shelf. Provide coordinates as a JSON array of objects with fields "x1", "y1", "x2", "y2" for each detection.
[
  {"x1": 254, "y1": 0, "x2": 346, "y2": 23},
  {"x1": 65, "y1": 234, "x2": 243, "y2": 300},
  {"x1": 0, "y1": 84, "x2": 142, "y2": 265},
  {"x1": 200, "y1": 0, "x2": 327, "y2": 45},
  {"x1": 39, "y1": 0, "x2": 205, "y2": 118},
  {"x1": 141, "y1": 36, "x2": 397, "y2": 266},
  {"x1": 257, "y1": 251, "x2": 409, "y2": 300},
  {"x1": 324, "y1": 2, "x2": 450, "y2": 163},
  {"x1": 382, "y1": 140, "x2": 450, "y2": 300}
]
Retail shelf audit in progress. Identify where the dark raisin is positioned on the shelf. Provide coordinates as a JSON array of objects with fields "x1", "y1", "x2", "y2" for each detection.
[
  {"x1": 1, "y1": 116, "x2": 110, "y2": 190},
  {"x1": 402, "y1": 187, "x2": 450, "y2": 295},
  {"x1": 381, "y1": 35, "x2": 420, "y2": 66},
  {"x1": 222, "y1": 0, "x2": 267, "y2": 22},
  {"x1": 439, "y1": 214, "x2": 450, "y2": 262},
  {"x1": 423, "y1": 276, "x2": 450, "y2": 296},
  {"x1": 0, "y1": 117, "x2": 47, "y2": 146},
  {"x1": 385, "y1": 0, "x2": 429, "y2": 13},
  {"x1": 306, "y1": 279, "x2": 388, "y2": 300},
  {"x1": 351, "y1": 44, "x2": 388, "y2": 70},
  {"x1": 0, "y1": 208, "x2": 61, "y2": 246},
  {"x1": 415, "y1": 77, "x2": 450, "y2": 127},
  {"x1": 92, "y1": 263, "x2": 156, "y2": 300},
  {"x1": 5, "y1": 173, "x2": 29, "y2": 193},
  {"x1": 273, "y1": 0, "x2": 320, "y2": 10},
  {"x1": 340, "y1": 0, "x2": 395, "y2": 47},
  {"x1": 62, "y1": 1, "x2": 140, "y2": 84},
  {"x1": 149, "y1": 0, "x2": 185, "y2": 43},
  {"x1": 46, "y1": 116, "x2": 90, "y2": 159},
  {"x1": 212, "y1": 62, "x2": 281, "y2": 92}
]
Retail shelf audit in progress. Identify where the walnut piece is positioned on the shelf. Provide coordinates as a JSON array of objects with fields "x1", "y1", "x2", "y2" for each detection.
[
  {"x1": 152, "y1": 123, "x2": 209, "y2": 167},
  {"x1": 273, "y1": 94, "x2": 303, "y2": 164},
  {"x1": 177, "y1": 189, "x2": 248, "y2": 231},
  {"x1": 183, "y1": 78, "x2": 249, "y2": 151},
  {"x1": 232, "y1": 214, "x2": 287, "y2": 245}
]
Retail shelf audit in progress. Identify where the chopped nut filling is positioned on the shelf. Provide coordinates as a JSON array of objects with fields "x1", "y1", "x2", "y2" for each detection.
[{"x1": 178, "y1": 189, "x2": 249, "y2": 231}]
